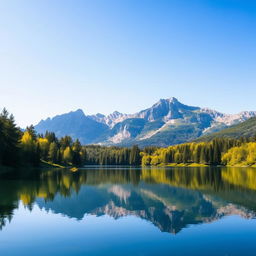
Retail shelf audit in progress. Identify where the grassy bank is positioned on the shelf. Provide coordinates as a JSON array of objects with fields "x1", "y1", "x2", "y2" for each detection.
[{"x1": 40, "y1": 160, "x2": 66, "y2": 169}]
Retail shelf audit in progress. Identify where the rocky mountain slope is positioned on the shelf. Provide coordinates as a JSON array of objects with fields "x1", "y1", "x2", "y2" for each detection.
[
  {"x1": 34, "y1": 97, "x2": 256, "y2": 146},
  {"x1": 197, "y1": 116, "x2": 256, "y2": 142},
  {"x1": 34, "y1": 168, "x2": 256, "y2": 235},
  {"x1": 35, "y1": 109, "x2": 109, "y2": 144}
]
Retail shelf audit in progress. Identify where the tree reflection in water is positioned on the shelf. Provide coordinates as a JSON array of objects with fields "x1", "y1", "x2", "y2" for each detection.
[{"x1": 1, "y1": 166, "x2": 256, "y2": 233}]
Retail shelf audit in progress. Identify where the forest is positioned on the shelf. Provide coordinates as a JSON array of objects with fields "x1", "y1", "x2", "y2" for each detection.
[
  {"x1": 141, "y1": 137, "x2": 256, "y2": 167},
  {"x1": 0, "y1": 109, "x2": 141, "y2": 167},
  {"x1": 1, "y1": 108, "x2": 256, "y2": 168}
]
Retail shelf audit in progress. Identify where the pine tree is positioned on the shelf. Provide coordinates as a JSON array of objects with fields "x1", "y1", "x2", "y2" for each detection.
[
  {"x1": 48, "y1": 142, "x2": 58, "y2": 163},
  {"x1": 129, "y1": 145, "x2": 141, "y2": 165},
  {"x1": 0, "y1": 109, "x2": 21, "y2": 165},
  {"x1": 72, "y1": 139, "x2": 82, "y2": 166}
]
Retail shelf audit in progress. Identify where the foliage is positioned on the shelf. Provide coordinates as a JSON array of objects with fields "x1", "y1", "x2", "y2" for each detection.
[
  {"x1": 198, "y1": 117, "x2": 256, "y2": 142},
  {"x1": 0, "y1": 108, "x2": 21, "y2": 166},
  {"x1": 141, "y1": 138, "x2": 242, "y2": 166},
  {"x1": 222, "y1": 142, "x2": 256, "y2": 166},
  {"x1": 0, "y1": 108, "x2": 87, "y2": 167},
  {"x1": 1, "y1": 108, "x2": 256, "y2": 168},
  {"x1": 84, "y1": 145, "x2": 141, "y2": 165},
  {"x1": 20, "y1": 130, "x2": 40, "y2": 165}
]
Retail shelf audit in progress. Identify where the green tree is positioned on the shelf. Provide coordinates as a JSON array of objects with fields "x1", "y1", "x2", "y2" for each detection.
[
  {"x1": 129, "y1": 145, "x2": 141, "y2": 165},
  {"x1": 45, "y1": 131, "x2": 57, "y2": 144},
  {"x1": 48, "y1": 142, "x2": 58, "y2": 163},
  {"x1": 72, "y1": 139, "x2": 82, "y2": 166},
  {"x1": 21, "y1": 130, "x2": 38, "y2": 165},
  {"x1": 26, "y1": 125, "x2": 37, "y2": 140},
  {"x1": 0, "y1": 108, "x2": 21, "y2": 165},
  {"x1": 60, "y1": 136, "x2": 73, "y2": 149}
]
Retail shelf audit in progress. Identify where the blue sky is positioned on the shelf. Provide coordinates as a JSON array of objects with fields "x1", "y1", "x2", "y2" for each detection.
[{"x1": 0, "y1": 0, "x2": 255, "y2": 127}]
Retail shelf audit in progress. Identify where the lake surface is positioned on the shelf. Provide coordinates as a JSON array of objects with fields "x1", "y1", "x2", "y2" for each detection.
[{"x1": 0, "y1": 166, "x2": 256, "y2": 255}]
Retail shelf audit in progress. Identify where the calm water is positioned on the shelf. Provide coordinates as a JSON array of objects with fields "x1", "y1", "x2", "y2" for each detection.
[{"x1": 1, "y1": 166, "x2": 256, "y2": 255}]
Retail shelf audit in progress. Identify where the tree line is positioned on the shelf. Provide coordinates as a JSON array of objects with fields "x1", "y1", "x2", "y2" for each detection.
[
  {"x1": 0, "y1": 109, "x2": 141, "y2": 167},
  {"x1": 85, "y1": 145, "x2": 141, "y2": 165},
  {"x1": 0, "y1": 108, "x2": 86, "y2": 167},
  {"x1": 1, "y1": 108, "x2": 256, "y2": 168},
  {"x1": 21, "y1": 129, "x2": 142, "y2": 167},
  {"x1": 141, "y1": 137, "x2": 256, "y2": 166},
  {"x1": 21, "y1": 128, "x2": 87, "y2": 167},
  {"x1": 3, "y1": 166, "x2": 256, "y2": 231}
]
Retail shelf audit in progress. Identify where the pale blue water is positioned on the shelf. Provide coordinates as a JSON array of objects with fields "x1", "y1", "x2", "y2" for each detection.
[{"x1": 0, "y1": 167, "x2": 256, "y2": 255}]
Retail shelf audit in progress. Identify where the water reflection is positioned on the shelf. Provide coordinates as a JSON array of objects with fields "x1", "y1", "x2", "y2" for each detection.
[{"x1": 1, "y1": 166, "x2": 256, "y2": 234}]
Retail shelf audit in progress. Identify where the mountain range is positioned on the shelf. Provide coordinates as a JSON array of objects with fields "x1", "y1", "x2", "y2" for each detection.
[
  {"x1": 34, "y1": 97, "x2": 256, "y2": 146},
  {"x1": 35, "y1": 167, "x2": 256, "y2": 234},
  {"x1": 197, "y1": 116, "x2": 256, "y2": 141},
  {"x1": 2, "y1": 167, "x2": 256, "y2": 233}
]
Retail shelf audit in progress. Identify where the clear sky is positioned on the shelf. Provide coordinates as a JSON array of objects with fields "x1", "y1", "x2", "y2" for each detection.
[{"x1": 0, "y1": 0, "x2": 255, "y2": 127}]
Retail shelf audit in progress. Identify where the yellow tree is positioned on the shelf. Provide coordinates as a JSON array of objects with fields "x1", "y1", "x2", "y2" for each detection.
[
  {"x1": 21, "y1": 131, "x2": 37, "y2": 164},
  {"x1": 63, "y1": 146, "x2": 73, "y2": 165}
]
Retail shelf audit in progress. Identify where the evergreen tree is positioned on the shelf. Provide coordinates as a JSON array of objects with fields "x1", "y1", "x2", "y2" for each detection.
[
  {"x1": 26, "y1": 125, "x2": 37, "y2": 140},
  {"x1": 72, "y1": 139, "x2": 82, "y2": 166},
  {"x1": 45, "y1": 131, "x2": 57, "y2": 144},
  {"x1": 129, "y1": 145, "x2": 141, "y2": 165},
  {"x1": 0, "y1": 109, "x2": 21, "y2": 166},
  {"x1": 48, "y1": 142, "x2": 58, "y2": 163},
  {"x1": 20, "y1": 131, "x2": 37, "y2": 165},
  {"x1": 60, "y1": 136, "x2": 72, "y2": 149}
]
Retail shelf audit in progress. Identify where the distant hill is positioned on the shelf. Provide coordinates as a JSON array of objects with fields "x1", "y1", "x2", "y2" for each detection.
[
  {"x1": 197, "y1": 117, "x2": 256, "y2": 141},
  {"x1": 34, "y1": 98, "x2": 256, "y2": 146},
  {"x1": 35, "y1": 109, "x2": 109, "y2": 144}
]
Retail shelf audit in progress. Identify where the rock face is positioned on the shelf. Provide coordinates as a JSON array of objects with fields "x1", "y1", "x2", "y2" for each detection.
[
  {"x1": 36, "y1": 180, "x2": 256, "y2": 235},
  {"x1": 35, "y1": 109, "x2": 109, "y2": 144},
  {"x1": 34, "y1": 98, "x2": 256, "y2": 146},
  {"x1": 89, "y1": 111, "x2": 128, "y2": 128},
  {"x1": 197, "y1": 116, "x2": 256, "y2": 142},
  {"x1": 132, "y1": 97, "x2": 200, "y2": 121}
]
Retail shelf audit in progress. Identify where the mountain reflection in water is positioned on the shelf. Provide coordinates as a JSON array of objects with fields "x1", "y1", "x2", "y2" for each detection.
[{"x1": 1, "y1": 166, "x2": 256, "y2": 234}]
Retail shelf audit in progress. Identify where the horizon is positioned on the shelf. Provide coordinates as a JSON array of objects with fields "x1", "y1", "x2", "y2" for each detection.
[
  {"x1": 33, "y1": 96, "x2": 256, "y2": 127},
  {"x1": 1, "y1": 0, "x2": 256, "y2": 127},
  {"x1": 2, "y1": 2, "x2": 256, "y2": 253}
]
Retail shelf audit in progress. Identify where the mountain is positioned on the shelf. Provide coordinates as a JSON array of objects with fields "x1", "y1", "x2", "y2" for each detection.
[
  {"x1": 35, "y1": 109, "x2": 109, "y2": 144},
  {"x1": 2, "y1": 167, "x2": 256, "y2": 233},
  {"x1": 34, "y1": 167, "x2": 256, "y2": 234},
  {"x1": 197, "y1": 117, "x2": 256, "y2": 142},
  {"x1": 89, "y1": 111, "x2": 128, "y2": 128},
  {"x1": 34, "y1": 98, "x2": 256, "y2": 146}
]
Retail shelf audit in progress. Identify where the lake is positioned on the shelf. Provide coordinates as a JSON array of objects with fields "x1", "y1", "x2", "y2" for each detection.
[{"x1": 0, "y1": 166, "x2": 256, "y2": 255}]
